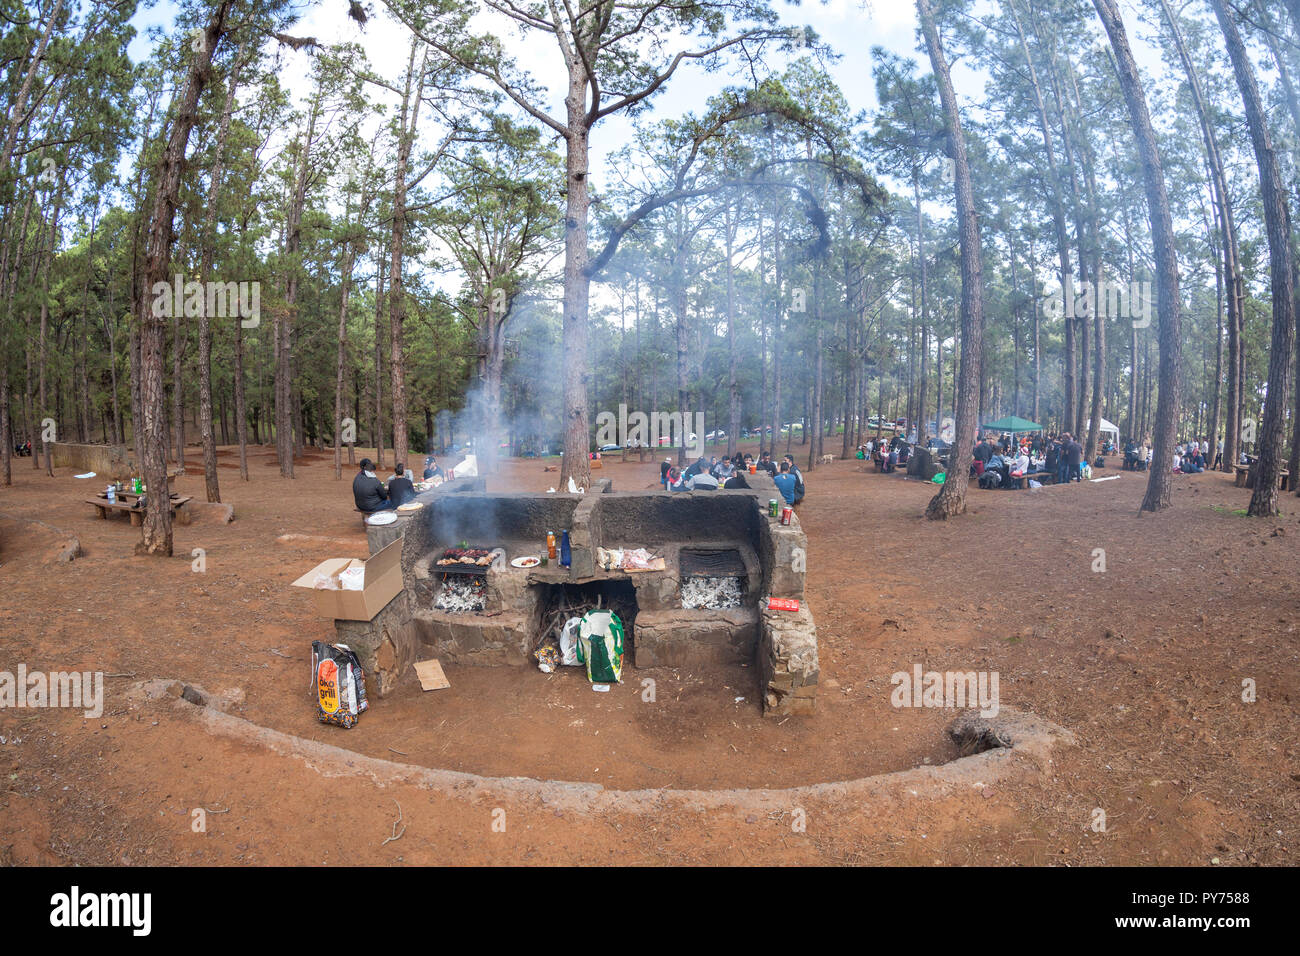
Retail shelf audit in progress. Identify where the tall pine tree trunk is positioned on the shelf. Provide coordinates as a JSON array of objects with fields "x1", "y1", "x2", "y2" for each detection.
[
  {"x1": 1092, "y1": 0, "x2": 1181, "y2": 513},
  {"x1": 1210, "y1": 0, "x2": 1295, "y2": 516},
  {"x1": 136, "y1": 0, "x2": 232, "y2": 554},
  {"x1": 919, "y1": 0, "x2": 984, "y2": 520}
]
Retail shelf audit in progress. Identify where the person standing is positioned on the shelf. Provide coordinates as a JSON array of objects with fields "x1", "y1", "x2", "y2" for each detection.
[{"x1": 1065, "y1": 434, "x2": 1083, "y2": 482}]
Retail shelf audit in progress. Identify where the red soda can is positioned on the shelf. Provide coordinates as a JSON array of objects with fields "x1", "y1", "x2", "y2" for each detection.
[{"x1": 780, "y1": 506, "x2": 793, "y2": 525}]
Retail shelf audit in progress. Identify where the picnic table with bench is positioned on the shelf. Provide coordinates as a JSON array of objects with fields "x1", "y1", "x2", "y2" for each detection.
[{"x1": 87, "y1": 490, "x2": 193, "y2": 525}]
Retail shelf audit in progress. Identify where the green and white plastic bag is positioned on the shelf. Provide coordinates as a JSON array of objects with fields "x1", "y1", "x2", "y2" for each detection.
[{"x1": 576, "y1": 609, "x2": 624, "y2": 683}]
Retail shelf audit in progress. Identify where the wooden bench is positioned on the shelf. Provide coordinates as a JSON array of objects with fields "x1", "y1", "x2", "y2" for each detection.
[
  {"x1": 1016, "y1": 471, "x2": 1052, "y2": 489},
  {"x1": 1233, "y1": 464, "x2": 1289, "y2": 490}
]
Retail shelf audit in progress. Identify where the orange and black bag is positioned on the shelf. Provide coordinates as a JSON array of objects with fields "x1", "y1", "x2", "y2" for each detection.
[{"x1": 311, "y1": 641, "x2": 369, "y2": 728}]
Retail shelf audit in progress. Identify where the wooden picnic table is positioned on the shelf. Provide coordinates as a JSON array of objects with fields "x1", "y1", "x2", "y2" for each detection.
[{"x1": 87, "y1": 492, "x2": 192, "y2": 526}]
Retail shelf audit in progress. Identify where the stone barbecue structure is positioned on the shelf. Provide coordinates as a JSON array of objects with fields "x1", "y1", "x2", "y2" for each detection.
[{"x1": 335, "y1": 472, "x2": 818, "y2": 716}]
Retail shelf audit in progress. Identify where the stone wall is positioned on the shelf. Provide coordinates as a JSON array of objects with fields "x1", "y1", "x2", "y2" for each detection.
[
  {"x1": 51, "y1": 442, "x2": 132, "y2": 476},
  {"x1": 759, "y1": 603, "x2": 819, "y2": 716}
]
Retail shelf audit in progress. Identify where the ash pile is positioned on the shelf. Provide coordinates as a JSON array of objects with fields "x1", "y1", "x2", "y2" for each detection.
[
  {"x1": 435, "y1": 574, "x2": 486, "y2": 613},
  {"x1": 679, "y1": 548, "x2": 746, "y2": 609},
  {"x1": 681, "y1": 575, "x2": 742, "y2": 609}
]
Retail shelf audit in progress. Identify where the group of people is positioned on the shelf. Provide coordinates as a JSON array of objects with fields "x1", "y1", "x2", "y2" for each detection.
[
  {"x1": 351, "y1": 455, "x2": 444, "y2": 514},
  {"x1": 860, "y1": 435, "x2": 911, "y2": 473},
  {"x1": 1121, "y1": 439, "x2": 1154, "y2": 471},
  {"x1": 660, "y1": 450, "x2": 806, "y2": 506},
  {"x1": 970, "y1": 434, "x2": 1043, "y2": 489},
  {"x1": 1123, "y1": 436, "x2": 1224, "y2": 473},
  {"x1": 1172, "y1": 438, "x2": 1217, "y2": 473}
]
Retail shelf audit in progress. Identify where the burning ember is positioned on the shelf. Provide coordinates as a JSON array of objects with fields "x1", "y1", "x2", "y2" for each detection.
[
  {"x1": 681, "y1": 575, "x2": 743, "y2": 610},
  {"x1": 435, "y1": 574, "x2": 486, "y2": 613}
]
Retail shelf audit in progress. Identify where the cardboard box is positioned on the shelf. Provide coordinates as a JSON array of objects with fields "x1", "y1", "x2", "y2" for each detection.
[{"x1": 291, "y1": 538, "x2": 404, "y2": 621}]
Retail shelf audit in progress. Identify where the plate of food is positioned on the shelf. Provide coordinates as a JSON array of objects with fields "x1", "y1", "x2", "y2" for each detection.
[
  {"x1": 366, "y1": 511, "x2": 397, "y2": 525},
  {"x1": 396, "y1": 501, "x2": 424, "y2": 513},
  {"x1": 511, "y1": 555, "x2": 542, "y2": 568}
]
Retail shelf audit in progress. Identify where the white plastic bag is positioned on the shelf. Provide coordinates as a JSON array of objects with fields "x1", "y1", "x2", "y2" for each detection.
[{"x1": 559, "y1": 617, "x2": 582, "y2": 666}]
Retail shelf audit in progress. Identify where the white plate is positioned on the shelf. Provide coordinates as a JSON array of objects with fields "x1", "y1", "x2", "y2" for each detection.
[
  {"x1": 511, "y1": 555, "x2": 542, "y2": 568},
  {"x1": 366, "y1": 512, "x2": 397, "y2": 525}
]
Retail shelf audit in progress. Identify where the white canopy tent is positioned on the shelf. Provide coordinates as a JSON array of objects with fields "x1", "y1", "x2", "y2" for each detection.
[{"x1": 1087, "y1": 418, "x2": 1121, "y2": 445}]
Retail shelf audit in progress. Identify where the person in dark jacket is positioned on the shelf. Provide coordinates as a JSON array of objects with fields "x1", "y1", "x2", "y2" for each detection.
[
  {"x1": 1065, "y1": 435, "x2": 1084, "y2": 482},
  {"x1": 387, "y1": 463, "x2": 415, "y2": 507},
  {"x1": 352, "y1": 459, "x2": 390, "y2": 513}
]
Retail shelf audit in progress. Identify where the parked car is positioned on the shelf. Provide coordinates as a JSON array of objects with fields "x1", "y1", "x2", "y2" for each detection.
[
  {"x1": 705, "y1": 430, "x2": 727, "y2": 443},
  {"x1": 598, "y1": 443, "x2": 621, "y2": 452}
]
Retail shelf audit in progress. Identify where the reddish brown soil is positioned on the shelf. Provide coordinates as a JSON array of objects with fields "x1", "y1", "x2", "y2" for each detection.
[{"x1": 1, "y1": 445, "x2": 1297, "y2": 865}]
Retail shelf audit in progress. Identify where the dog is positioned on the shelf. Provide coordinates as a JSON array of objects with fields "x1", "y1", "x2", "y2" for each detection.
[{"x1": 819, "y1": 454, "x2": 835, "y2": 465}]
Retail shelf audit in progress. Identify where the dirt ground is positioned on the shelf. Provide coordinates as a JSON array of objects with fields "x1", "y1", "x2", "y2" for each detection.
[{"x1": 1, "y1": 442, "x2": 1297, "y2": 865}]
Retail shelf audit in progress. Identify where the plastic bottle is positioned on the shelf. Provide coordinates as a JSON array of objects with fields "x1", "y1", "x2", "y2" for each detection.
[
  {"x1": 106, "y1": 484, "x2": 115, "y2": 503},
  {"x1": 559, "y1": 530, "x2": 571, "y2": 568}
]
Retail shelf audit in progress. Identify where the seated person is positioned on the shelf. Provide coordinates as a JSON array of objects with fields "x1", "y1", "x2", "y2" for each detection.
[
  {"x1": 387, "y1": 463, "x2": 415, "y2": 506},
  {"x1": 772, "y1": 461, "x2": 798, "y2": 505},
  {"x1": 660, "y1": 458, "x2": 673, "y2": 488},
  {"x1": 687, "y1": 469, "x2": 719, "y2": 490},
  {"x1": 352, "y1": 459, "x2": 390, "y2": 513},
  {"x1": 759, "y1": 451, "x2": 778, "y2": 476},
  {"x1": 1011, "y1": 450, "x2": 1030, "y2": 488},
  {"x1": 666, "y1": 466, "x2": 684, "y2": 491},
  {"x1": 987, "y1": 452, "x2": 1011, "y2": 488},
  {"x1": 782, "y1": 455, "x2": 806, "y2": 504},
  {"x1": 714, "y1": 459, "x2": 735, "y2": 481},
  {"x1": 422, "y1": 455, "x2": 443, "y2": 480},
  {"x1": 723, "y1": 471, "x2": 750, "y2": 489},
  {"x1": 683, "y1": 456, "x2": 707, "y2": 481},
  {"x1": 884, "y1": 449, "x2": 898, "y2": 473}
]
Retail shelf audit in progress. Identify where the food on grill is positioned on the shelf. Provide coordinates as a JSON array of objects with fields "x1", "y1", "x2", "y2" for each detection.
[{"x1": 437, "y1": 547, "x2": 494, "y2": 567}]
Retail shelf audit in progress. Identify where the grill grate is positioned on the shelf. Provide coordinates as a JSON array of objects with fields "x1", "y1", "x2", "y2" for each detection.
[{"x1": 679, "y1": 548, "x2": 746, "y2": 578}]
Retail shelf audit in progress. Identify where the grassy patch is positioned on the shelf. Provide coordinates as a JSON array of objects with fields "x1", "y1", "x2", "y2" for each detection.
[{"x1": 1211, "y1": 505, "x2": 1249, "y2": 517}]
